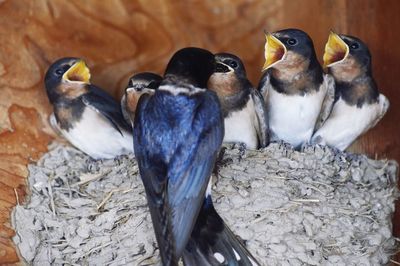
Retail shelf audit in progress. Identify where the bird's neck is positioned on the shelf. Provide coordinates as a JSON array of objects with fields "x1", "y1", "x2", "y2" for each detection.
[
  {"x1": 53, "y1": 99, "x2": 85, "y2": 130},
  {"x1": 270, "y1": 61, "x2": 323, "y2": 96},
  {"x1": 329, "y1": 55, "x2": 371, "y2": 83},
  {"x1": 335, "y1": 74, "x2": 379, "y2": 107},
  {"x1": 219, "y1": 86, "x2": 251, "y2": 117}
]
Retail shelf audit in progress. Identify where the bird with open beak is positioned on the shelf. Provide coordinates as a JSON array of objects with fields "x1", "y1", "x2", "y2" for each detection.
[
  {"x1": 120, "y1": 72, "x2": 162, "y2": 125},
  {"x1": 207, "y1": 53, "x2": 269, "y2": 150},
  {"x1": 311, "y1": 32, "x2": 389, "y2": 151},
  {"x1": 44, "y1": 58, "x2": 132, "y2": 159},
  {"x1": 258, "y1": 29, "x2": 335, "y2": 149}
]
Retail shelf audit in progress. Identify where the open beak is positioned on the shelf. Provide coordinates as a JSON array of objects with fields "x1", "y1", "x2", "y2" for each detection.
[
  {"x1": 63, "y1": 59, "x2": 91, "y2": 83},
  {"x1": 215, "y1": 62, "x2": 231, "y2": 73},
  {"x1": 323, "y1": 31, "x2": 349, "y2": 67},
  {"x1": 125, "y1": 86, "x2": 136, "y2": 93},
  {"x1": 262, "y1": 33, "x2": 286, "y2": 71}
]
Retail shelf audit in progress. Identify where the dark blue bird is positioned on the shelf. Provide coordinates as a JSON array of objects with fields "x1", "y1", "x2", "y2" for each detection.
[
  {"x1": 133, "y1": 47, "x2": 224, "y2": 265},
  {"x1": 133, "y1": 47, "x2": 260, "y2": 265}
]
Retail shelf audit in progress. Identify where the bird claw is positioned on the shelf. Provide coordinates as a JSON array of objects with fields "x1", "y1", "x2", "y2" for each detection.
[
  {"x1": 300, "y1": 142, "x2": 315, "y2": 153},
  {"x1": 113, "y1": 156, "x2": 123, "y2": 166},
  {"x1": 236, "y1": 142, "x2": 247, "y2": 161},
  {"x1": 86, "y1": 158, "x2": 101, "y2": 173}
]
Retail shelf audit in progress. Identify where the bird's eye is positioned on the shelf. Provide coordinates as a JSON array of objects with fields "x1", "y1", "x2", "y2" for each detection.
[
  {"x1": 287, "y1": 38, "x2": 297, "y2": 46},
  {"x1": 350, "y1": 43, "x2": 359, "y2": 49},
  {"x1": 55, "y1": 68, "x2": 64, "y2": 75},
  {"x1": 228, "y1": 61, "x2": 238, "y2": 68}
]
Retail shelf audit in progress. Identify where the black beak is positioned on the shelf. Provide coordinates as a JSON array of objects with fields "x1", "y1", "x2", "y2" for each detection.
[{"x1": 215, "y1": 63, "x2": 230, "y2": 73}]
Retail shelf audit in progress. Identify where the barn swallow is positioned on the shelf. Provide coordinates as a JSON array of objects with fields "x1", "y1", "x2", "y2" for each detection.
[
  {"x1": 258, "y1": 29, "x2": 335, "y2": 149},
  {"x1": 44, "y1": 57, "x2": 132, "y2": 159},
  {"x1": 208, "y1": 53, "x2": 269, "y2": 149},
  {"x1": 120, "y1": 72, "x2": 162, "y2": 125},
  {"x1": 133, "y1": 48, "x2": 259, "y2": 265},
  {"x1": 311, "y1": 32, "x2": 389, "y2": 151}
]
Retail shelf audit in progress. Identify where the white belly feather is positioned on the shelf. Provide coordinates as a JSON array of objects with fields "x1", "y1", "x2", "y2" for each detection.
[
  {"x1": 267, "y1": 86, "x2": 326, "y2": 148},
  {"x1": 312, "y1": 96, "x2": 386, "y2": 151},
  {"x1": 59, "y1": 107, "x2": 133, "y2": 159},
  {"x1": 224, "y1": 98, "x2": 259, "y2": 149}
]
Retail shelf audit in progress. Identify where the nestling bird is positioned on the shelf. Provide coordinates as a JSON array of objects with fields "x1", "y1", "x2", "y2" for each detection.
[
  {"x1": 311, "y1": 32, "x2": 389, "y2": 151},
  {"x1": 133, "y1": 47, "x2": 259, "y2": 265},
  {"x1": 258, "y1": 29, "x2": 335, "y2": 149},
  {"x1": 208, "y1": 53, "x2": 269, "y2": 149},
  {"x1": 120, "y1": 72, "x2": 162, "y2": 125},
  {"x1": 44, "y1": 57, "x2": 132, "y2": 159}
]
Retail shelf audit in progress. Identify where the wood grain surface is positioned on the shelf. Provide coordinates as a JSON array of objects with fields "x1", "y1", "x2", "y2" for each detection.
[{"x1": 0, "y1": 0, "x2": 399, "y2": 264}]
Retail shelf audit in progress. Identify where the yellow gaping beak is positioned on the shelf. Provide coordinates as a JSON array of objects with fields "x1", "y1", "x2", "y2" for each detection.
[
  {"x1": 63, "y1": 59, "x2": 91, "y2": 83},
  {"x1": 323, "y1": 31, "x2": 349, "y2": 67},
  {"x1": 262, "y1": 33, "x2": 286, "y2": 71}
]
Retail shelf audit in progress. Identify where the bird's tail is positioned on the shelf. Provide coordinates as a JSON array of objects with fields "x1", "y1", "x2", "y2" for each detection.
[{"x1": 182, "y1": 196, "x2": 259, "y2": 266}]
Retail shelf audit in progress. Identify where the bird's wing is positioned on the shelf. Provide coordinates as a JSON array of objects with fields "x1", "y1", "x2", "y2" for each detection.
[
  {"x1": 167, "y1": 91, "x2": 224, "y2": 256},
  {"x1": 257, "y1": 71, "x2": 271, "y2": 101},
  {"x1": 251, "y1": 88, "x2": 269, "y2": 148},
  {"x1": 133, "y1": 93, "x2": 178, "y2": 263},
  {"x1": 182, "y1": 198, "x2": 260, "y2": 266},
  {"x1": 120, "y1": 94, "x2": 133, "y2": 126},
  {"x1": 133, "y1": 90, "x2": 224, "y2": 261},
  {"x1": 314, "y1": 74, "x2": 336, "y2": 131},
  {"x1": 82, "y1": 85, "x2": 132, "y2": 135},
  {"x1": 370, "y1": 94, "x2": 390, "y2": 129}
]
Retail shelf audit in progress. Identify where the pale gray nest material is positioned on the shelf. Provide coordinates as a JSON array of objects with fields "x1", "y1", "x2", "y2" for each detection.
[{"x1": 12, "y1": 142, "x2": 399, "y2": 266}]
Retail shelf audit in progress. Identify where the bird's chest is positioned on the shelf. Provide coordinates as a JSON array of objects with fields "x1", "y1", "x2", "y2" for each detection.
[
  {"x1": 54, "y1": 101, "x2": 84, "y2": 130},
  {"x1": 59, "y1": 107, "x2": 132, "y2": 159},
  {"x1": 313, "y1": 99, "x2": 381, "y2": 150},
  {"x1": 268, "y1": 89, "x2": 323, "y2": 128},
  {"x1": 267, "y1": 88, "x2": 325, "y2": 146},
  {"x1": 223, "y1": 99, "x2": 258, "y2": 149},
  {"x1": 327, "y1": 99, "x2": 379, "y2": 130}
]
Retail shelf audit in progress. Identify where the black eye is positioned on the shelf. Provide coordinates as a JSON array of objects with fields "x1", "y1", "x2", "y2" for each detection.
[
  {"x1": 55, "y1": 68, "x2": 64, "y2": 75},
  {"x1": 287, "y1": 38, "x2": 297, "y2": 46},
  {"x1": 228, "y1": 61, "x2": 238, "y2": 68},
  {"x1": 350, "y1": 43, "x2": 359, "y2": 49}
]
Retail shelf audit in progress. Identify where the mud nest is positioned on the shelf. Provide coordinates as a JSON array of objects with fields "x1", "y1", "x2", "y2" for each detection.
[{"x1": 12, "y1": 142, "x2": 399, "y2": 265}]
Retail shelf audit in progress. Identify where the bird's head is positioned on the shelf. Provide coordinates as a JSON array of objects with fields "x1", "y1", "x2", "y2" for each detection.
[
  {"x1": 262, "y1": 29, "x2": 317, "y2": 74},
  {"x1": 123, "y1": 72, "x2": 162, "y2": 120},
  {"x1": 324, "y1": 31, "x2": 371, "y2": 81},
  {"x1": 44, "y1": 57, "x2": 91, "y2": 102},
  {"x1": 163, "y1": 47, "x2": 215, "y2": 89},
  {"x1": 208, "y1": 53, "x2": 249, "y2": 97}
]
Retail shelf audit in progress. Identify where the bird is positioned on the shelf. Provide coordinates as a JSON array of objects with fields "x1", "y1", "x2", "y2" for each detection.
[
  {"x1": 120, "y1": 72, "x2": 162, "y2": 125},
  {"x1": 133, "y1": 47, "x2": 223, "y2": 265},
  {"x1": 208, "y1": 53, "x2": 269, "y2": 149},
  {"x1": 311, "y1": 31, "x2": 389, "y2": 151},
  {"x1": 132, "y1": 47, "x2": 259, "y2": 265},
  {"x1": 258, "y1": 28, "x2": 335, "y2": 149},
  {"x1": 44, "y1": 57, "x2": 132, "y2": 159}
]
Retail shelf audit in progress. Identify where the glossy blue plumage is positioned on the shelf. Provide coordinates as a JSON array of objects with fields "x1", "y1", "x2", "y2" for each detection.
[{"x1": 134, "y1": 85, "x2": 224, "y2": 264}]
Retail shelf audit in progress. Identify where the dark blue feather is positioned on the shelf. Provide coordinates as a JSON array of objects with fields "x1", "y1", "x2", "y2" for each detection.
[
  {"x1": 183, "y1": 197, "x2": 260, "y2": 266},
  {"x1": 133, "y1": 87, "x2": 224, "y2": 264}
]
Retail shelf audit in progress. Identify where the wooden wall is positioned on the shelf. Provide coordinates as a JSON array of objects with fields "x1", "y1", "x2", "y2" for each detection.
[{"x1": 0, "y1": 0, "x2": 399, "y2": 263}]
